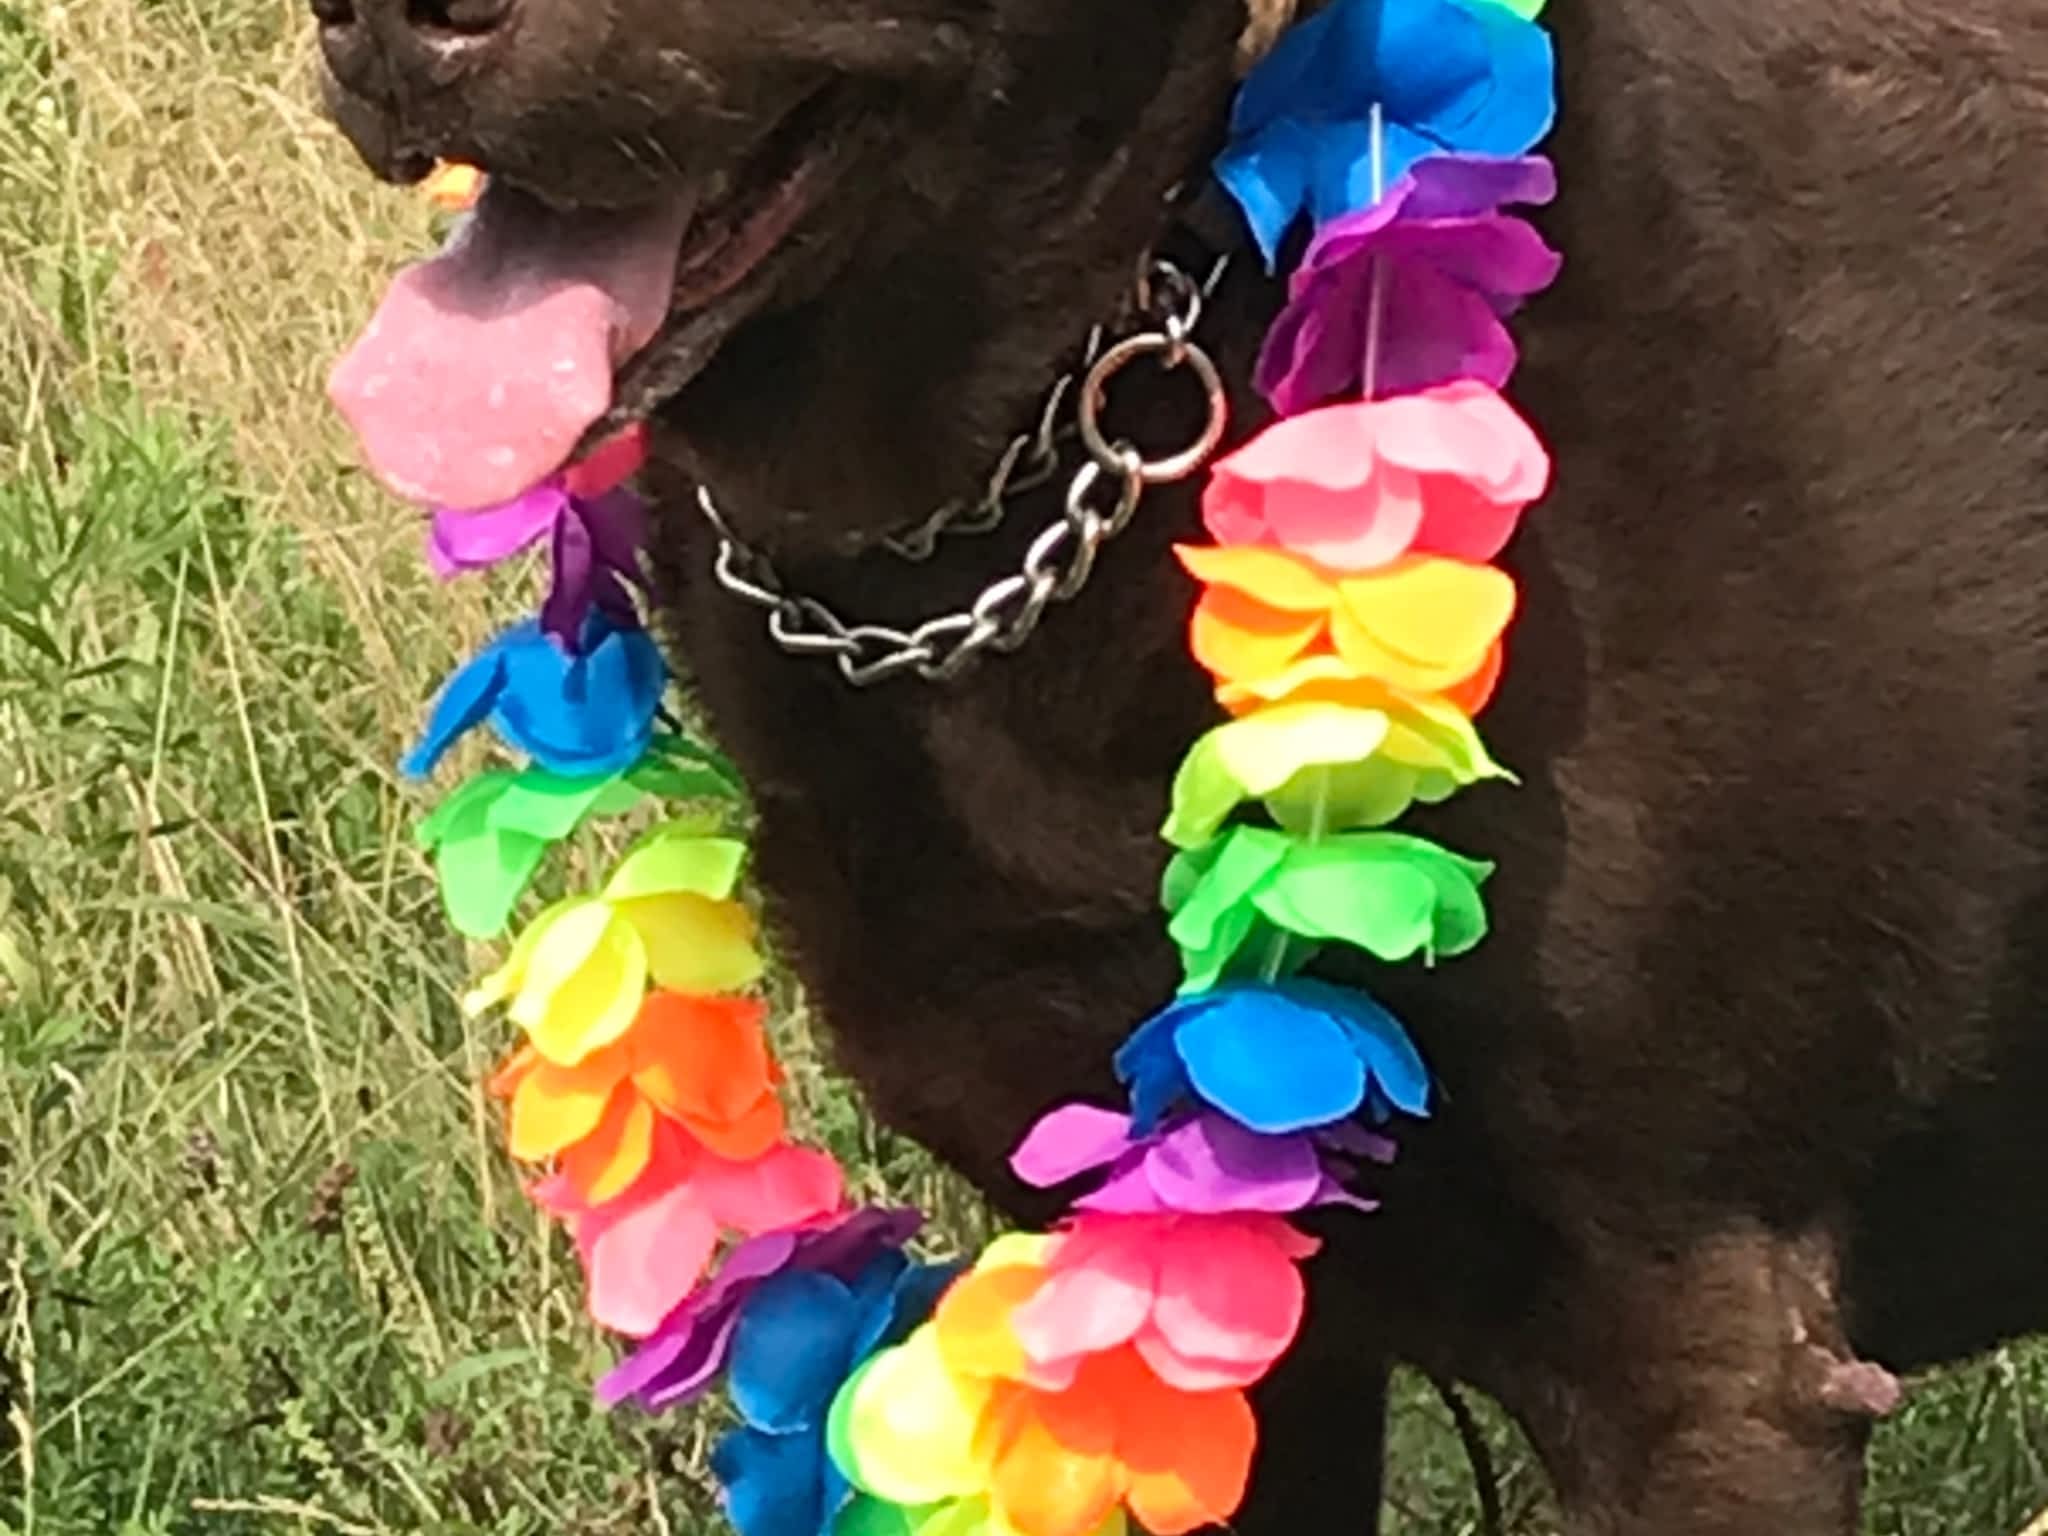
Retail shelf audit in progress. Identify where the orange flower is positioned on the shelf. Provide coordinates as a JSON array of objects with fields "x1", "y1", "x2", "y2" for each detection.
[
  {"x1": 1178, "y1": 543, "x2": 1513, "y2": 712},
  {"x1": 491, "y1": 991, "x2": 783, "y2": 1204},
  {"x1": 978, "y1": 1348, "x2": 1255, "y2": 1536},
  {"x1": 902, "y1": 1233, "x2": 1262, "y2": 1536},
  {"x1": 1216, "y1": 647, "x2": 1503, "y2": 718},
  {"x1": 421, "y1": 160, "x2": 484, "y2": 211}
]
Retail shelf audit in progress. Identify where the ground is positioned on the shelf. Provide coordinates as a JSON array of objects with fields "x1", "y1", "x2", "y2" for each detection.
[{"x1": 0, "y1": 1, "x2": 2045, "y2": 1532}]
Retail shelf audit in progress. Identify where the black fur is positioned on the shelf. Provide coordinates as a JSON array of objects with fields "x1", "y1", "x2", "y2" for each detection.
[{"x1": 316, "y1": 1, "x2": 2048, "y2": 1528}]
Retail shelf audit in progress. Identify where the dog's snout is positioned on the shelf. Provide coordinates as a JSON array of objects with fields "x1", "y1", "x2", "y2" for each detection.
[{"x1": 315, "y1": 0, "x2": 517, "y2": 106}]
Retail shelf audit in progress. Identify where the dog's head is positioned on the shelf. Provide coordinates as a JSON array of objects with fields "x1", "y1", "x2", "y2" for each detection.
[{"x1": 321, "y1": 0, "x2": 1295, "y2": 550}]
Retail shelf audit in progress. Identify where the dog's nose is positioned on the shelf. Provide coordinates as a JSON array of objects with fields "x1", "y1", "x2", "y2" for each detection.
[{"x1": 314, "y1": 0, "x2": 517, "y2": 106}]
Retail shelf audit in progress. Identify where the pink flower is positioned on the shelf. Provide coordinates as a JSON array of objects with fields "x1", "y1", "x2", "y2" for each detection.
[
  {"x1": 1008, "y1": 1212, "x2": 1320, "y2": 1393},
  {"x1": 531, "y1": 1119, "x2": 844, "y2": 1338},
  {"x1": 1202, "y1": 379, "x2": 1549, "y2": 571}
]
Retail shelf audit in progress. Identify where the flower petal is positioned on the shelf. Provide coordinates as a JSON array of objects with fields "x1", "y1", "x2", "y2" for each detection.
[
  {"x1": 1010, "y1": 1104, "x2": 1136, "y2": 1191},
  {"x1": 729, "y1": 1271, "x2": 866, "y2": 1433},
  {"x1": 427, "y1": 484, "x2": 565, "y2": 575},
  {"x1": 578, "y1": 1178, "x2": 721, "y2": 1337},
  {"x1": 1010, "y1": 1221, "x2": 1157, "y2": 1378},
  {"x1": 507, "y1": 1038, "x2": 632, "y2": 1158},
  {"x1": 1163, "y1": 702, "x2": 1392, "y2": 849},
  {"x1": 986, "y1": 1385, "x2": 1122, "y2": 1536},
  {"x1": 1287, "y1": 978, "x2": 1434, "y2": 1118},
  {"x1": 1189, "y1": 587, "x2": 1326, "y2": 685},
  {"x1": 1176, "y1": 544, "x2": 1336, "y2": 611},
  {"x1": 1174, "y1": 985, "x2": 1368, "y2": 1133},
  {"x1": 603, "y1": 827, "x2": 749, "y2": 902},
  {"x1": 462, "y1": 896, "x2": 573, "y2": 1015},
  {"x1": 1137, "y1": 1218, "x2": 1305, "y2": 1388},
  {"x1": 829, "y1": 1327, "x2": 994, "y2": 1507},
  {"x1": 1334, "y1": 556, "x2": 1516, "y2": 677},
  {"x1": 493, "y1": 615, "x2": 665, "y2": 775},
  {"x1": 517, "y1": 901, "x2": 648, "y2": 1064},
  {"x1": 1109, "y1": 1011, "x2": 1193, "y2": 1137},
  {"x1": 1117, "y1": 1377, "x2": 1255, "y2": 1535},
  {"x1": 1140, "y1": 1114, "x2": 1325, "y2": 1214},
  {"x1": 630, "y1": 992, "x2": 778, "y2": 1134},
  {"x1": 558, "y1": 1089, "x2": 657, "y2": 1204},
  {"x1": 934, "y1": 1246, "x2": 1050, "y2": 1382},
  {"x1": 711, "y1": 1426, "x2": 830, "y2": 1536},
  {"x1": 401, "y1": 636, "x2": 509, "y2": 780},
  {"x1": 616, "y1": 892, "x2": 763, "y2": 993},
  {"x1": 693, "y1": 1143, "x2": 845, "y2": 1234},
  {"x1": 541, "y1": 507, "x2": 597, "y2": 649}
]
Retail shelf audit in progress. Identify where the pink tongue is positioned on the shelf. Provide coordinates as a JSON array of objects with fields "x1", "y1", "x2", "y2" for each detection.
[{"x1": 330, "y1": 185, "x2": 691, "y2": 510}]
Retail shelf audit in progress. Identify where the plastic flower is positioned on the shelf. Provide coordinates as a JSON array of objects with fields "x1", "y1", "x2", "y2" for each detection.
[
  {"x1": 1215, "y1": 0, "x2": 1556, "y2": 263},
  {"x1": 491, "y1": 991, "x2": 784, "y2": 1203},
  {"x1": 415, "y1": 734, "x2": 743, "y2": 939},
  {"x1": 1162, "y1": 697, "x2": 1506, "y2": 848},
  {"x1": 401, "y1": 610, "x2": 666, "y2": 780},
  {"x1": 1257, "y1": 154, "x2": 1561, "y2": 413},
  {"x1": 1006, "y1": 1213, "x2": 1317, "y2": 1392},
  {"x1": 1204, "y1": 381, "x2": 1549, "y2": 570},
  {"x1": 830, "y1": 1320, "x2": 1257, "y2": 1536},
  {"x1": 1179, "y1": 542, "x2": 1514, "y2": 703},
  {"x1": 463, "y1": 826, "x2": 761, "y2": 1064},
  {"x1": 836, "y1": 1496, "x2": 1123, "y2": 1536},
  {"x1": 1112, "y1": 979, "x2": 1430, "y2": 1135},
  {"x1": 1011, "y1": 1104, "x2": 1383, "y2": 1217},
  {"x1": 710, "y1": 1252, "x2": 963, "y2": 1536},
  {"x1": 600, "y1": 1208, "x2": 926, "y2": 1411},
  {"x1": 421, "y1": 160, "x2": 485, "y2": 210},
  {"x1": 532, "y1": 1117, "x2": 845, "y2": 1336},
  {"x1": 1162, "y1": 825, "x2": 1492, "y2": 990},
  {"x1": 1213, "y1": 648, "x2": 1498, "y2": 718},
  {"x1": 428, "y1": 483, "x2": 647, "y2": 650}
]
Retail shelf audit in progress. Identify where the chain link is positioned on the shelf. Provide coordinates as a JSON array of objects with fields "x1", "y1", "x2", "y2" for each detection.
[{"x1": 699, "y1": 255, "x2": 1231, "y2": 687}]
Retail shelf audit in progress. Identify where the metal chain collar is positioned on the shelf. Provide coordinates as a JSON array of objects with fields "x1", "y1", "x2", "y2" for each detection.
[{"x1": 697, "y1": 255, "x2": 1232, "y2": 687}]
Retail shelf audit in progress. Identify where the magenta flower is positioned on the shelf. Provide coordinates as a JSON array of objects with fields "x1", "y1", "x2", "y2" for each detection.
[
  {"x1": 427, "y1": 481, "x2": 648, "y2": 651},
  {"x1": 1009, "y1": 1103, "x2": 1391, "y2": 1217},
  {"x1": 1256, "y1": 153, "x2": 1562, "y2": 417}
]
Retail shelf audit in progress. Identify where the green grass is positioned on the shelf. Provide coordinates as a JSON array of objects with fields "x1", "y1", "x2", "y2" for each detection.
[{"x1": 0, "y1": 1, "x2": 2044, "y2": 1532}]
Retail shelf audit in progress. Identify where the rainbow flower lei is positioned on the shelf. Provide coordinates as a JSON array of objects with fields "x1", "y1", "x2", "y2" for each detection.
[{"x1": 399, "y1": 2, "x2": 1558, "y2": 1532}]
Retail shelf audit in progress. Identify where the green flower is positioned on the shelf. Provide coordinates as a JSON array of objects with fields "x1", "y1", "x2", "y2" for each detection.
[
  {"x1": 1162, "y1": 825, "x2": 1492, "y2": 990},
  {"x1": 416, "y1": 733, "x2": 743, "y2": 938},
  {"x1": 1162, "y1": 700, "x2": 1508, "y2": 850}
]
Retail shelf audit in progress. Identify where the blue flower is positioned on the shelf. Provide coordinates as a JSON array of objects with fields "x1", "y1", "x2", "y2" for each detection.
[
  {"x1": 1113, "y1": 980, "x2": 1431, "y2": 1135},
  {"x1": 712, "y1": 1255, "x2": 961, "y2": 1536},
  {"x1": 1215, "y1": 0, "x2": 1556, "y2": 264},
  {"x1": 400, "y1": 611, "x2": 666, "y2": 781}
]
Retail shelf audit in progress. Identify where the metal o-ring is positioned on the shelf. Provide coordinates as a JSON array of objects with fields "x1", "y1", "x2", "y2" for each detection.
[{"x1": 1076, "y1": 334, "x2": 1230, "y2": 485}]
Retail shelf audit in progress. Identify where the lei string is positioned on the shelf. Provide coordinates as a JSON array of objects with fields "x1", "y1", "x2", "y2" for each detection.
[{"x1": 385, "y1": 0, "x2": 1558, "y2": 1532}]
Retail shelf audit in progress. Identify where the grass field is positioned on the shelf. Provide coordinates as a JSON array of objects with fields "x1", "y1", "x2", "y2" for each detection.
[{"x1": 1, "y1": 1, "x2": 2045, "y2": 1532}]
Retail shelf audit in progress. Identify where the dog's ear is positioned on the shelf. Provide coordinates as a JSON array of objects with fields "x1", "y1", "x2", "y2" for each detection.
[{"x1": 1236, "y1": 0, "x2": 1297, "y2": 71}]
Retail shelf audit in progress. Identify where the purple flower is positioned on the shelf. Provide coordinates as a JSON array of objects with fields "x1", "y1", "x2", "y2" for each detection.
[
  {"x1": 427, "y1": 481, "x2": 647, "y2": 652},
  {"x1": 1257, "y1": 153, "x2": 1562, "y2": 416},
  {"x1": 596, "y1": 1209, "x2": 922, "y2": 1413},
  {"x1": 1010, "y1": 1104, "x2": 1392, "y2": 1217}
]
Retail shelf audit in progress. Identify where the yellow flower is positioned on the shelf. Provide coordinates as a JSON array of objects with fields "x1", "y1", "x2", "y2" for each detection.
[
  {"x1": 463, "y1": 827, "x2": 762, "y2": 1064},
  {"x1": 421, "y1": 161, "x2": 484, "y2": 211}
]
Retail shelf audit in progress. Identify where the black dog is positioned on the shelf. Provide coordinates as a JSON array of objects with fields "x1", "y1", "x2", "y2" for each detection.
[{"x1": 315, "y1": 0, "x2": 2048, "y2": 1528}]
